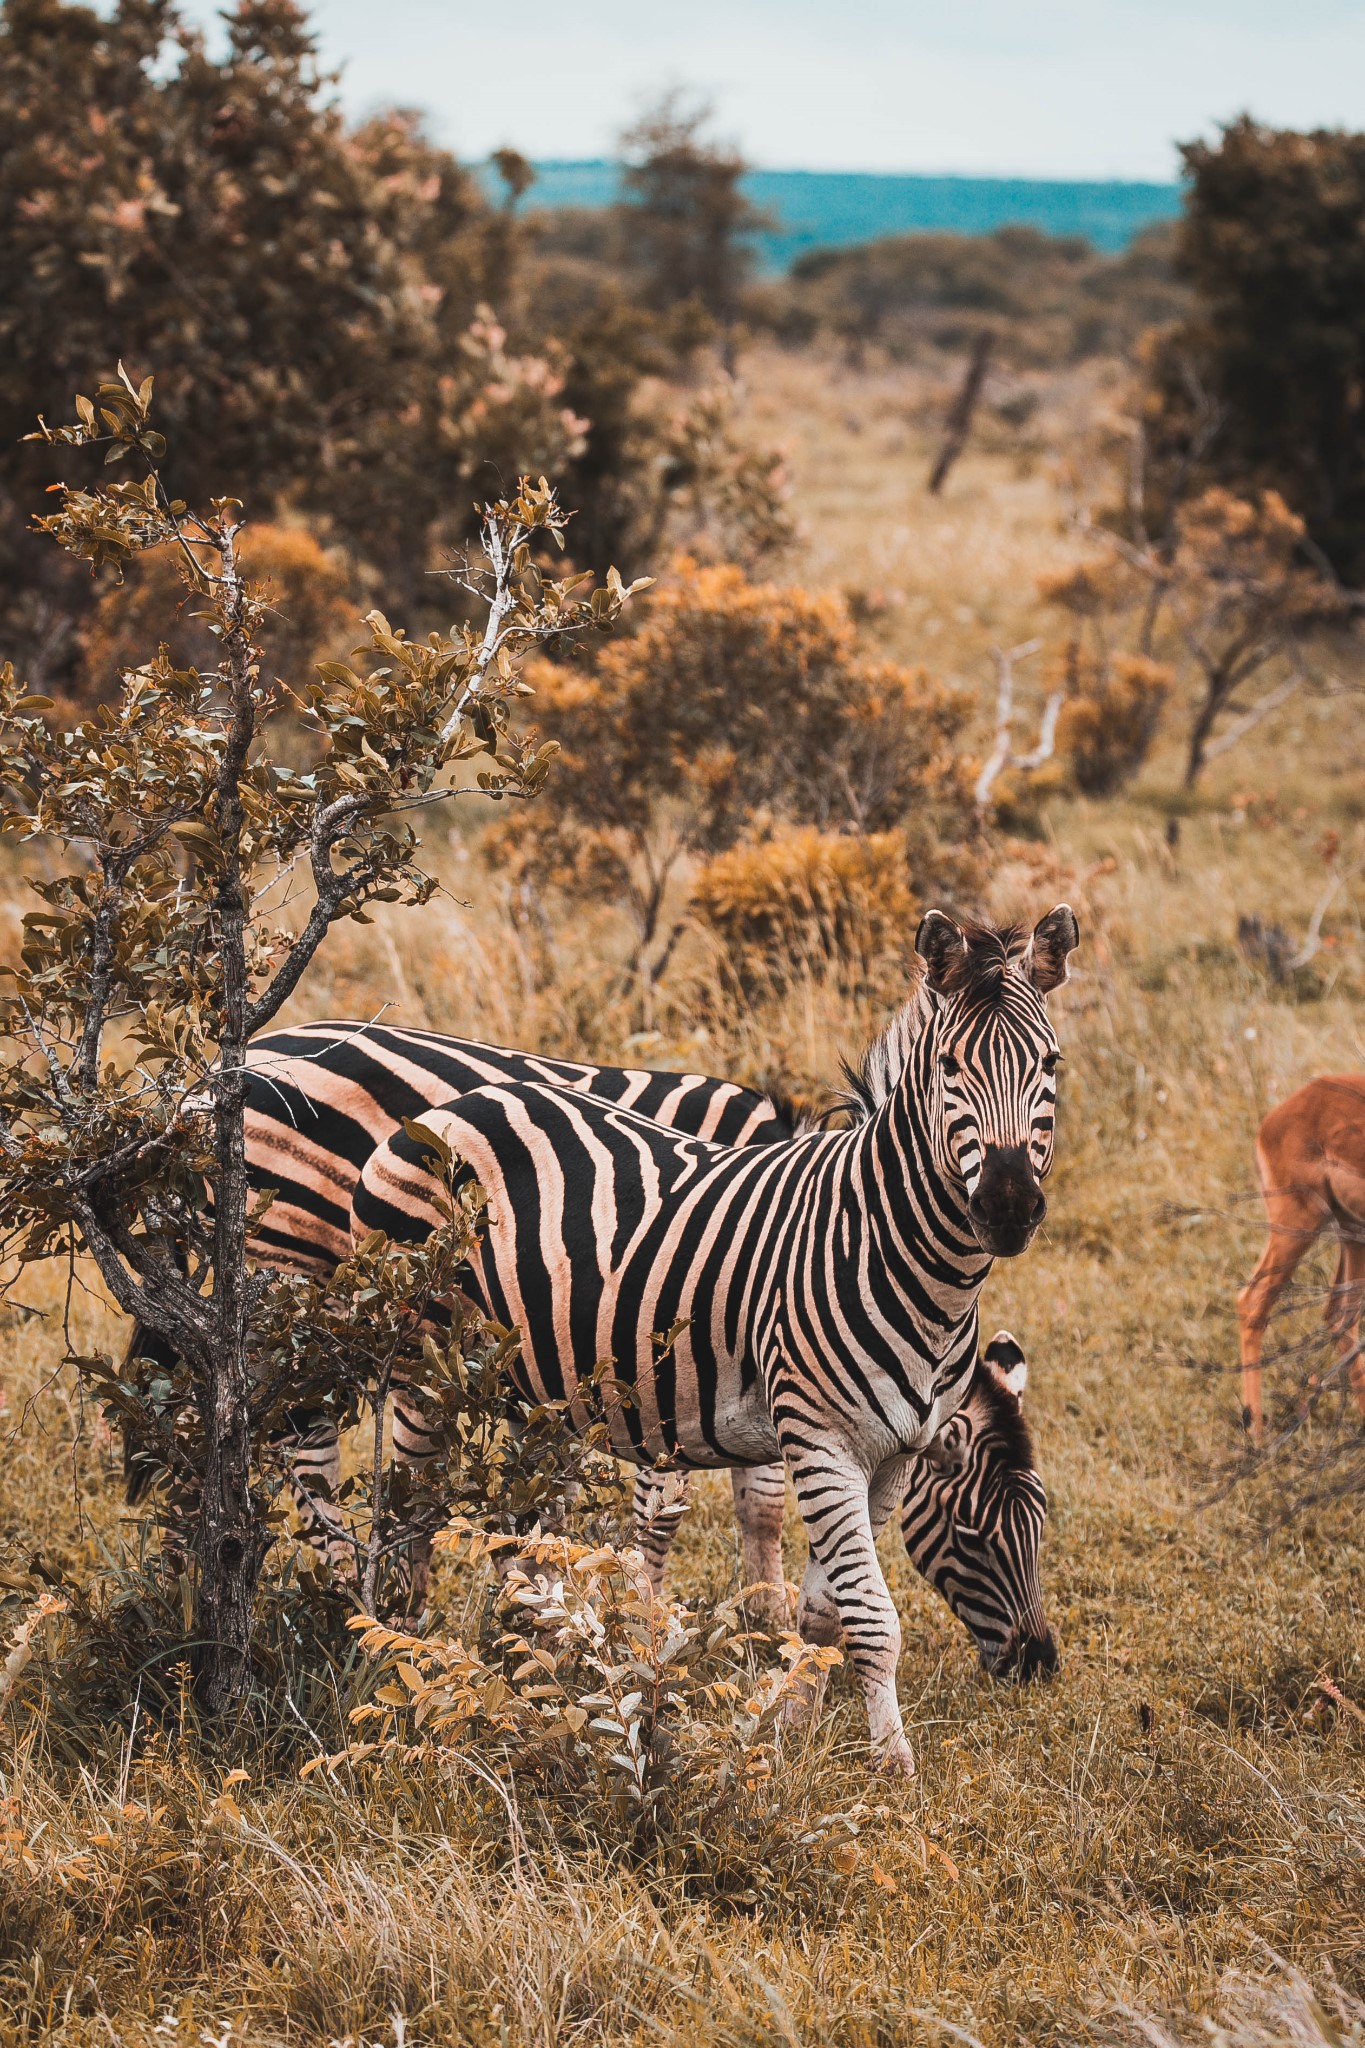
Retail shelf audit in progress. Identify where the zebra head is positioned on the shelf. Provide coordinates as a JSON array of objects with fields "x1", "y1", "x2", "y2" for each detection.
[
  {"x1": 915, "y1": 904, "x2": 1079, "y2": 1258},
  {"x1": 905, "y1": 1331, "x2": 1056, "y2": 1680}
]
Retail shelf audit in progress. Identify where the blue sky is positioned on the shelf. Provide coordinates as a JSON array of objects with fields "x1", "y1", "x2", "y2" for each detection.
[{"x1": 163, "y1": 0, "x2": 1365, "y2": 181}]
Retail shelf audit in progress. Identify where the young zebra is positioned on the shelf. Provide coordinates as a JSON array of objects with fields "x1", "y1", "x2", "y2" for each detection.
[
  {"x1": 635, "y1": 1330, "x2": 1055, "y2": 1683},
  {"x1": 350, "y1": 906, "x2": 1078, "y2": 1771}
]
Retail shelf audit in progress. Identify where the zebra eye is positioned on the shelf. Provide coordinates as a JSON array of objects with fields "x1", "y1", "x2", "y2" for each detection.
[
  {"x1": 938, "y1": 1053, "x2": 960, "y2": 1077},
  {"x1": 1041, "y1": 1052, "x2": 1061, "y2": 1075}
]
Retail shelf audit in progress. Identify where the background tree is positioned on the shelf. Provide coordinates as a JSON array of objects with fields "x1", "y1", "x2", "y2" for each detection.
[
  {"x1": 618, "y1": 95, "x2": 770, "y2": 357},
  {"x1": 1142, "y1": 117, "x2": 1365, "y2": 585},
  {"x1": 0, "y1": 368, "x2": 645, "y2": 1709},
  {"x1": 0, "y1": 0, "x2": 669, "y2": 688}
]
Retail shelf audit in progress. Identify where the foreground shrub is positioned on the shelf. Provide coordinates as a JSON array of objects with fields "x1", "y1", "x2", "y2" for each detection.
[{"x1": 334, "y1": 1522, "x2": 857, "y2": 1900}]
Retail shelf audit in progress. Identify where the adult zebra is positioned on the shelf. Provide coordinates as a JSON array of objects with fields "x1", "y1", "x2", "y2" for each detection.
[
  {"x1": 125, "y1": 1016, "x2": 793, "y2": 1522},
  {"x1": 351, "y1": 906, "x2": 1078, "y2": 1771}
]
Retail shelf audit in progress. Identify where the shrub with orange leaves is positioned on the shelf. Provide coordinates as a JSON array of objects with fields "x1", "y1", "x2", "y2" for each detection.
[
  {"x1": 1054, "y1": 649, "x2": 1173, "y2": 796},
  {"x1": 498, "y1": 558, "x2": 974, "y2": 992},
  {"x1": 692, "y1": 824, "x2": 955, "y2": 997},
  {"x1": 327, "y1": 1518, "x2": 854, "y2": 1895},
  {"x1": 76, "y1": 522, "x2": 364, "y2": 709}
]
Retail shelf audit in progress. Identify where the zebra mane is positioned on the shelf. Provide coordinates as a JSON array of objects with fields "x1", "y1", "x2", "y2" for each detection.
[{"x1": 834, "y1": 919, "x2": 1030, "y2": 1125}]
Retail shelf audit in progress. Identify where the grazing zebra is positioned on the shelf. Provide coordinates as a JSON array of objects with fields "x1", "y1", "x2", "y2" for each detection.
[
  {"x1": 350, "y1": 906, "x2": 1078, "y2": 1771},
  {"x1": 124, "y1": 1019, "x2": 793, "y2": 1520},
  {"x1": 635, "y1": 1330, "x2": 1056, "y2": 1681}
]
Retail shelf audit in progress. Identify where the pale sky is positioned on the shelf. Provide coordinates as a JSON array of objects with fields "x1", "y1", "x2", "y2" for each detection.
[{"x1": 161, "y1": 0, "x2": 1365, "y2": 181}]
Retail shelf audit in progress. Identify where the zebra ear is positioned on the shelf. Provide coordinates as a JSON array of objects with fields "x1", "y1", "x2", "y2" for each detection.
[
  {"x1": 926, "y1": 1412, "x2": 970, "y2": 1472},
  {"x1": 983, "y1": 1330, "x2": 1028, "y2": 1399},
  {"x1": 915, "y1": 909, "x2": 967, "y2": 992},
  {"x1": 1023, "y1": 904, "x2": 1079, "y2": 995}
]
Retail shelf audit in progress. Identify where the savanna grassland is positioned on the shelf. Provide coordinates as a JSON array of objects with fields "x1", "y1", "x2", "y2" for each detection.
[{"x1": 2, "y1": 340, "x2": 1364, "y2": 2048}]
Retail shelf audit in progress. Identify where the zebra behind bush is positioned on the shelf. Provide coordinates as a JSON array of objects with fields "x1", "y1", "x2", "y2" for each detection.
[{"x1": 352, "y1": 906, "x2": 1078, "y2": 1772}]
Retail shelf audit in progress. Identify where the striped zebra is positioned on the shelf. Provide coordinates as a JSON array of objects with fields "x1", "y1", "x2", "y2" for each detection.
[
  {"x1": 240, "y1": 1013, "x2": 1056, "y2": 1683},
  {"x1": 236, "y1": 1015, "x2": 1053, "y2": 1675},
  {"x1": 124, "y1": 1019, "x2": 792, "y2": 1522},
  {"x1": 349, "y1": 906, "x2": 1078, "y2": 1771}
]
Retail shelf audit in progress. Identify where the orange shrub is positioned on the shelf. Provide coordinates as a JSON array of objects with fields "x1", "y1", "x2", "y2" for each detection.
[
  {"x1": 1055, "y1": 648, "x2": 1172, "y2": 796},
  {"x1": 499, "y1": 557, "x2": 975, "y2": 985},
  {"x1": 691, "y1": 825, "x2": 920, "y2": 995},
  {"x1": 78, "y1": 523, "x2": 364, "y2": 701}
]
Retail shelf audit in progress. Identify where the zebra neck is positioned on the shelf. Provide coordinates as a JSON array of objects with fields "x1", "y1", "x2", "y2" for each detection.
[{"x1": 851, "y1": 1008, "x2": 990, "y2": 1353}]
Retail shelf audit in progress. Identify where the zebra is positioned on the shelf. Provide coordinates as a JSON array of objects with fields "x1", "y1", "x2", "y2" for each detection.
[
  {"x1": 348, "y1": 905, "x2": 1079, "y2": 1771},
  {"x1": 124, "y1": 1017, "x2": 794, "y2": 1527},
  {"x1": 237, "y1": 1013, "x2": 1056, "y2": 1684},
  {"x1": 634, "y1": 1329, "x2": 1055, "y2": 1683}
]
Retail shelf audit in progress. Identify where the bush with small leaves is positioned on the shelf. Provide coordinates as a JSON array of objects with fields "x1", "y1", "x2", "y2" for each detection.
[
  {"x1": 332, "y1": 1520, "x2": 855, "y2": 1899},
  {"x1": 691, "y1": 825, "x2": 923, "y2": 998},
  {"x1": 495, "y1": 558, "x2": 974, "y2": 999},
  {"x1": 1054, "y1": 650, "x2": 1173, "y2": 796}
]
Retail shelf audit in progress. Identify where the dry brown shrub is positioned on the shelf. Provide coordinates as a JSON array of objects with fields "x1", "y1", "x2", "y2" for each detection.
[
  {"x1": 76, "y1": 522, "x2": 364, "y2": 704},
  {"x1": 691, "y1": 824, "x2": 920, "y2": 995},
  {"x1": 498, "y1": 556, "x2": 974, "y2": 990},
  {"x1": 1055, "y1": 647, "x2": 1173, "y2": 795}
]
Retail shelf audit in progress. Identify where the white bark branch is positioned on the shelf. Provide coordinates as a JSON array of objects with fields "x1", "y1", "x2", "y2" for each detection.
[
  {"x1": 974, "y1": 639, "x2": 1058, "y2": 817},
  {"x1": 1203, "y1": 668, "x2": 1304, "y2": 763}
]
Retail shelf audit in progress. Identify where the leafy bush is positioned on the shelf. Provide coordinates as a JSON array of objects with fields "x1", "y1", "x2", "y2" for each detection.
[
  {"x1": 335, "y1": 1521, "x2": 853, "y2": 1898},
  {"x1": 75, "y1": 522, "x2": 363, "y2": 712},
  {"x1": 1145, "y1": 116, "x2": 1365, "y2": 583},
  {"x1": 497, "y1": 558, "x2": 974, "y2": 991},
  {"x1": 0, "y1": 369, "x2": 644, "y2": 1705},
  {"x1": 1054, "y1": 650, "x2": 1172, "y2": 796}
]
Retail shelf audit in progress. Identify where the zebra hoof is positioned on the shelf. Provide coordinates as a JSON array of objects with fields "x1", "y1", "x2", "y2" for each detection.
[{"x1": 875, "y1": 1735, "x2": 916, "y2": 1779}]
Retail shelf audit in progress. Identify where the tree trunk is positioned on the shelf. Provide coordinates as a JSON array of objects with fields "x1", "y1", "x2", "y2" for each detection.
[
  {"x1": 928, "y1": 332, "x2": 993, "y2": 496},
  {"x1": 1184, "y1": 673, "x2": 1226, "y2": 789},
  {"x1": 195, "y1": 533, "x2": 266, "y2": 1713}
]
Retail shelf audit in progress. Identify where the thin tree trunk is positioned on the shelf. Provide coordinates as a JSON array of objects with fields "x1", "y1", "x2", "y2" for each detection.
[
  {"x1": 1183, "y1": 670, "x2": 1227, "y2": 789},
  {"x1": 196, "y1": 528, "x2": 266, "y2": 1713},
  {"x1": 928, "y1": 332, "x2": 993, "y2": 496}
]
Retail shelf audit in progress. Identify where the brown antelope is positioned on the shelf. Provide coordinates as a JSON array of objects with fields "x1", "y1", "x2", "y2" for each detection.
[{"x1": 1238, "y1": 1075, "x2": 1365, "y2": 1445}]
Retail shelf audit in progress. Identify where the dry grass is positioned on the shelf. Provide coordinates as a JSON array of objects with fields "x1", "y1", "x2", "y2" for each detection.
[{"x1": 3, "y1": 343, "x2": 1365, "y2": 2044}]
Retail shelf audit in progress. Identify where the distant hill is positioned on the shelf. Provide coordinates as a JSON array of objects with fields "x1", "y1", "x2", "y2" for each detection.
[{"x1": 490, "y1": 160, "x2": 1183, "y2": 267}]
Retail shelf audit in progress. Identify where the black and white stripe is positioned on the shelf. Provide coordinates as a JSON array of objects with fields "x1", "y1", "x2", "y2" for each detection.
[{"x1": 351, "y1": 907, "x2": 1078, "y2": 1769}]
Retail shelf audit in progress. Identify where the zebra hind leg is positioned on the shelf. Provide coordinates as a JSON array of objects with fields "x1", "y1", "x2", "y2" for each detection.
[
  {"x1": 632, "y1": 1468, "x2": 692, "y2": 1595},
  {"x1": 730, "y1": 1464, "x2": 790, "y2": 1625},
  {"x1": 279, "y1": 1407, "x2": 355, "y2": 1585}
]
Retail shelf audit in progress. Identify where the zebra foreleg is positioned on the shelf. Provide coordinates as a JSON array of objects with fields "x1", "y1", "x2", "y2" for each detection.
[{"x1": 785, "y1": 1441, "x2": 916, "y2": 1775}]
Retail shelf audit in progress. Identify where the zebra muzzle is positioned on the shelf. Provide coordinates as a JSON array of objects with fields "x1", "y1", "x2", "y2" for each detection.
[
  {"x1": 985, "y1": 1626, "x2": 1058, "y2": 1682},
  {"x1": 967, "y1": 1146, "x2": 1047, "y2": 1257}
]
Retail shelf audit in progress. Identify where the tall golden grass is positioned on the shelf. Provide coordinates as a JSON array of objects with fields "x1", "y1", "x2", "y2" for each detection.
[{"x1": 2, "y1": 342, "x2": 1363, "y2": 2045}]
